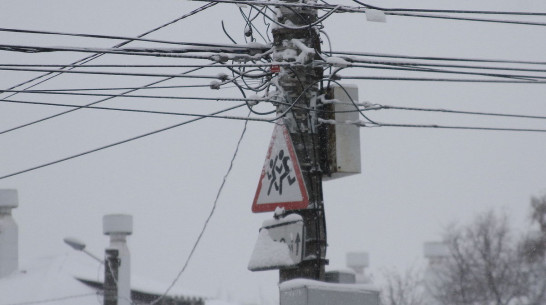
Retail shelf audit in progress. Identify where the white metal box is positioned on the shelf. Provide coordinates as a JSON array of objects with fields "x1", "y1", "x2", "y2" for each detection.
[{"x1": 322, "y1": 84, "x2": 361, "y2": 180}]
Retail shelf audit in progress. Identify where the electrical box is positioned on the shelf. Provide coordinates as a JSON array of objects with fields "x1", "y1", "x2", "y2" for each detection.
[
  {"x1": 320, "y1": 84, "x2": 361, "y2": 180},
  {"x1": 280, "y1": 279, "x2": 380, "y2": 305}
]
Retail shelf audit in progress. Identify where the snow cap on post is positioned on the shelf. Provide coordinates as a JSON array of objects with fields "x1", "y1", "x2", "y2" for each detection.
[
  {"x1": 103, "y1": 214, "x2": 133, "y2": 236},
  {"x1": 0, "y1": 190, "x2": 18, "y2": 210}
]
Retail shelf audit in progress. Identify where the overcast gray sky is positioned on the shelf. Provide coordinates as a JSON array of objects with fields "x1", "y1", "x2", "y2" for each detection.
[{"x1": 1, "y1": 0, "x2": 546, "y2": 304}]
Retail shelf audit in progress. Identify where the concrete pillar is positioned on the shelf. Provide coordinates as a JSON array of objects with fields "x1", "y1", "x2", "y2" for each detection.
[
  {"x1": 0, "y1": 189, "x2": 18, "y2": 278},
  {"x1": 103, "y1": 214, "x2": 132, "y2": 305}
]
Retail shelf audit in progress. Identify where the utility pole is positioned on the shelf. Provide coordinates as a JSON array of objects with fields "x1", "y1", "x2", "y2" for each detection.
[
  {"x1": 104, "y1": 249, "x2": 120, "y2": 305},
  {"x1": 272, "y1": 0, "x2": 327, "y2": 282},
  {"x1": 103, "y1": 214, "x2": 132, "y2": 305}
]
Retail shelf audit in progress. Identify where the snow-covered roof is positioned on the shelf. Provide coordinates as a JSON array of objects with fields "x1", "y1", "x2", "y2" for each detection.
[
  {"x1": 0, "y1": 254, "x2": 101, "y2": 305},
  {"x1": 0, "y1": 253, "x2": 212, "y2": 305}
]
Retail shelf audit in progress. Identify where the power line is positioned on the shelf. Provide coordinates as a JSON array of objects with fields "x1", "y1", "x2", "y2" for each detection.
[
  {"x1": 0, "y1": 2, "x2": 218, "y2": 100},
  {"x1": 336, "y1": 75, "x2": 546, "y2": 83},
  {"x1": 388, "y1": 11, "x2": 546, "y2": 27},
  {"x1": 364, "y1": 123, "x2": 546, "y2": 133},
  {"x1": 0, "y1": 63, "x2": 286, "y2": 69},
  {"x1": 0, "y1": 27, "x2": 266, "y2": 50},
  {"x1": 351, "y1": 0, "x2": 546, "y2": 27},
  {"x1": 20, "y1": 84, "x2": 213, "y2": 92},
  {"x1": 0, "y1": 66, "x2": 209, "y2": 135},
  {"x1": 330, "y1": 50, "x2": 546, "y2": 66},
  {"x1": 0, "y1": 104, "x2": 250, "y2": 181},
  {"x1": 0, "y1": 98, "x2": 276, "y2": 121},
  {"x1": 0, "y1": 2, "x2": 219, "y2": 136},
  {"x1": 341, "y1": 58, "x2": 546, "y2": 74},
  {"x1": 362, "y1": 104, "x2": 546, "y2": 120},
  {"x1": 0, "y1": 89, "x2": 267, "y2": 102},
  {"x1": 0, "y1": 66, "x2": 224, "y2": 79},
  {"x1": 150, "y1": 111, "x2": 250, "y2": 305},
  {"x1": 344, "y1": 63, "x2": 544, "y2": 81},
  {"x1": 197, "y1": 0, "x2": 546, "y2": 27},
  {"x1": 10, "y1": 82, "x2": 262, "y2": 92},
  {"x1": 351, "y1": 1, "x2": 546, "y2": 16},
  {"x1": 0, "y1": 43, "x2": 226, "y2": 59}
]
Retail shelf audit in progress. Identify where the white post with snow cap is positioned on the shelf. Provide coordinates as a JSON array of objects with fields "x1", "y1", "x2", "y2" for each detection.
[
  {"x1": 103, "y1": 214, "x2": 132, "y2": 305},
  {"x1": 0, "y1": 189, "x2": 18, "y2": 278}
]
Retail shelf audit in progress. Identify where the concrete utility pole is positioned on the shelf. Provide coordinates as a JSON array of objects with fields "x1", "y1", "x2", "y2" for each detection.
[
  {"x1": 104, "y1": 249, "x2": 120, "y2": 305},
  {"x1": 103, "y1": 214, "x2": 133, "y2": 305},
  {"x1": 272, "y1": 0, "x2": 327, "y2": 282},
  {"x1": 0, "y1": 189, "x2": 18, "y2": 278}
]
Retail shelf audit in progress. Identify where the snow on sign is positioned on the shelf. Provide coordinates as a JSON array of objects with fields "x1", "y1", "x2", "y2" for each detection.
[
  {"x1": 252, "y1": 121, "x2": 309, "y2": 213},
  {"x1": 248, "y1": 214, "x2": 305, "y2": 271}
]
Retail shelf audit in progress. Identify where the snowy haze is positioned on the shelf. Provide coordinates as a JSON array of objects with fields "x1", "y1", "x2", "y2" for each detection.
[{"x1": 1, "y1": 0, "x2": 546, "y2": 304}]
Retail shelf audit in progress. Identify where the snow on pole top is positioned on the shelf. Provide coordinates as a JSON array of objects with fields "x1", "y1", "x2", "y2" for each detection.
[
  {"x1": 103, "y1": 214, "x2": 133, "y2": 235},
  {"x1": 0, "y1": 189, "x2": 18, "y2": 209}
]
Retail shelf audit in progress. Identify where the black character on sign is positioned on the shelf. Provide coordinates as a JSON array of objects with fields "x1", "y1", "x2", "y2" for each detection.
[
  {"x1": 267, "y1": 157, "x2": 279, "y2": 195},
  {"x1": 266, "y1": 149, "x2": 296, "y2": 196}
]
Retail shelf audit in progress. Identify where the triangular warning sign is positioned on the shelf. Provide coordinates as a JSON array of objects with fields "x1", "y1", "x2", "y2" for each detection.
[{"x1": 252, "y1": 121, "x2": 309, "y2": 213}]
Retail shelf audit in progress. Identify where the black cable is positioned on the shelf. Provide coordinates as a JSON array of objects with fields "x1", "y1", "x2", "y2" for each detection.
[
  {"x1": 0, "y1": 99, "x2": 277, "y2": 121},
  {"x1": 221, "y1": 20, "x2": 238, "y2": 44},
  {"x1": 0, "y1": 104, "x2": 248, "y2": 181},
  {"x1": 0, "y1": 66, "x2": 223, "y2": 79},
  {"x1": 345, "y1": 63, "x2": 543, "y2": 82},
  {"x1": 343, "y1": 58, "x2": 546, "y2": 74},
  {"x1": 0, "y1": 43, "x2": 246, "y2": 59},
  {"x1": 197, "y1": 0, "x2": 546, "y2": 27},
  {"x1": 390, "y1": 11, "x2": 546, "y2": 27},
  {"x1": 150, "y1": 111, "x2": 251, "y2": 305},
  {"x1": 328, "y1": 79, "x2": 377, "y2": 124},
  {"x1": 330, "y1": 50, "x2": 546, "y2": 66},
  {"x1": 0, "y1": 63, "x2": 286, "y2": 69},
  {"x1": 349, "y1": 1, "x2": 546, "y2": 16},
  {"x1": 365, "y1": 104, "x2": 546, "y2": 121},
  {"x1": 0, "y1": 27, "x2": 258, "y2": 50},
  {"x1": 250, "y1": 3, "x2": 340, "y2": 30},
  {"x1": 349, "y1": 0, "x2": 546, "y2": 27},
  {"x1": 365, "y1": 123, "x2": 546, "y2": 133},
  {"x1": 239, "y1": 7, "x2": 268, "y2": 43},
  {"x1": 16, "y1": 84, "x2": 211, "y2": 92},
  {"x1": 336, "y1": 76, "x2": 546, "y2": 83},
  {"x1": 0, "y1": 3, "x2": 218, "y2": 104},
  {"x1": 0, "y1": 66, "x2": 208, "y2": 135},
  {"x1": 0, "y1": 89, "x2": 266, "y2": 102}
]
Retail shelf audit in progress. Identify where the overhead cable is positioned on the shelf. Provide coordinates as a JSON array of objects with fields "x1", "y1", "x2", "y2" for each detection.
[
  {"x1": 336, "y1": 76, "x2": 546, "y2": 83},
  {"x1": 0, "y1": 66, "x2": 225, "y2": 79},
  {"x1": 330, "y1": 50, "x2": 546, "y2": 66},
  {"x1": 348, "y1": 0, "x2": 546, "y2": 16},
  {"x1": 0, "y1": 66, "x2": 209, "y2": 135},
  {"x1": 344, "y1": 63, "x2": 544, "y2": 81},
  {"x1": 365, "y1": 123, "x2": 546, "y2": 133},
  {"x1": 341, "y1": 58, "x2": 546, "y2": 74},
  {"x1": 0, "y1": 43, "x2": 260, "y2": 59},
  {"x1": 196, "y1": 0, "x2": 546, "y2": 27},
  {"x1": 0, "y1": 63, "x2": 288, "y2": 69},
  {"x1": 0, "y1": 89, "x2": 267, "y2": 102},
  {"x1": 150, "y1": 112, "x2": 251, "y2": 305},
  {"x1": 0, "y1": 2, "x2": 218, "y2": 101},
  {"x1": 363, "y1": 104, "x2": 546, "y2": 120},
  {"x1": 0, "y1": 104, "x2": 249, "y2": 181},
  {"x1": 22, "y1": 84, "x2": 212, "y2": 92},
  {"x1": 0, "y1": 27, "x2": 267, "y2": 50},
  {"x1": 0, "y1": 99, "x2": 274, "y2": 122}
]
